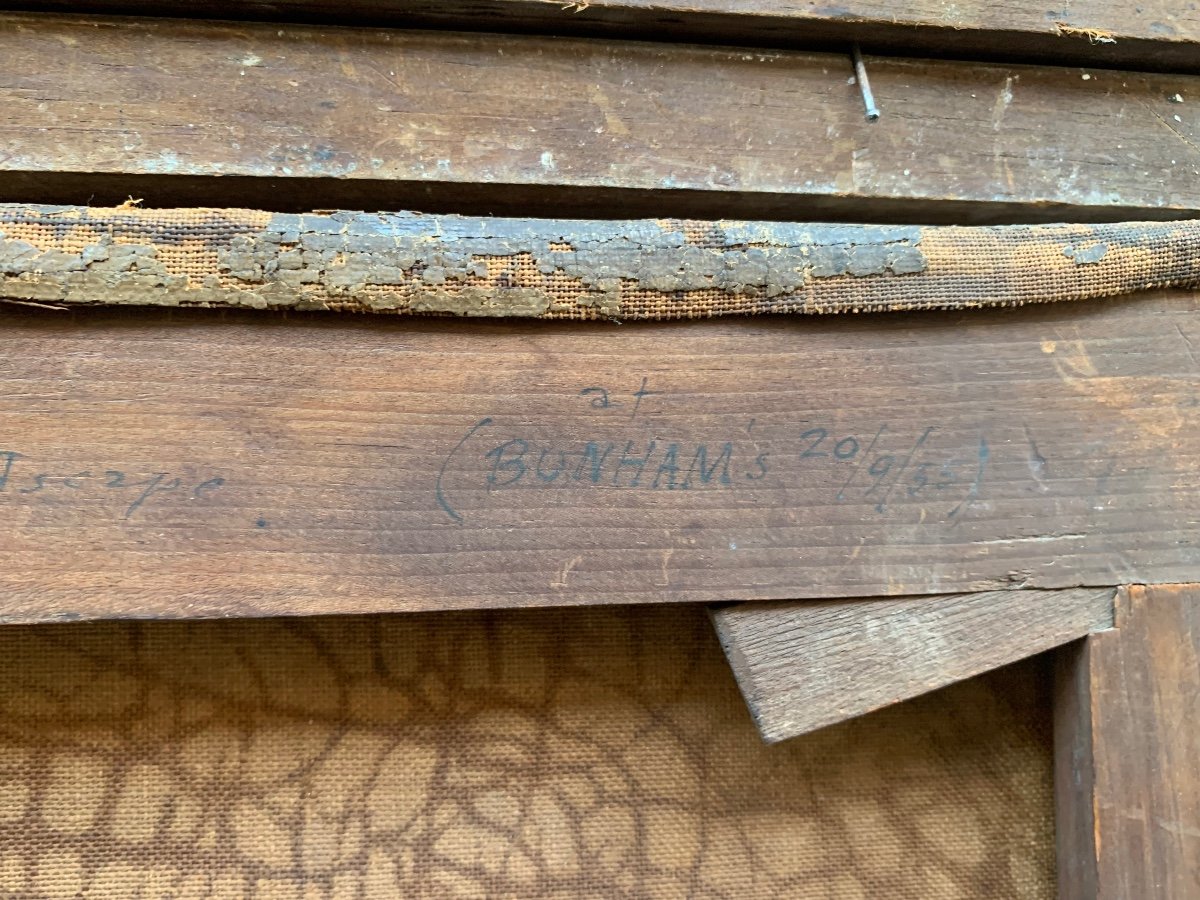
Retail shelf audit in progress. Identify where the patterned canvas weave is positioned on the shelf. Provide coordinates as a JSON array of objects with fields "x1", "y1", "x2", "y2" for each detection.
[{"x1": 0, "y1": 605, "x2": 1053, "y2": 898}]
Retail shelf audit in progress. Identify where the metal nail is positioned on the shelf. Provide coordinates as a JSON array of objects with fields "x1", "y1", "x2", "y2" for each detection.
[{"x1": 852, "y1": 44, "x2": 880, "y2": 122}]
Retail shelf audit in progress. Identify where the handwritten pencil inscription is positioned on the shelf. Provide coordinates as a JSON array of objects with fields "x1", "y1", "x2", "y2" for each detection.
[
  {"x1": 0, "y1": 450, "x2": 225, "y2": 520},
  {"x1": 436, "y1": 380, "x2": 989, "y2": 524}
]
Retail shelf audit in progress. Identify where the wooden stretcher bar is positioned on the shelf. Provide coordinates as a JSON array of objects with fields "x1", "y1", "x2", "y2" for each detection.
[
  {"x1": 0, "y1": 287, "x2": 1196, "y2": 621},
  {"x1": 12, "y1": 0, "x2": 1200, "y2": 73},
  {"x1": 0, "y1": 14, "x2": 1198, "y2": 223}
]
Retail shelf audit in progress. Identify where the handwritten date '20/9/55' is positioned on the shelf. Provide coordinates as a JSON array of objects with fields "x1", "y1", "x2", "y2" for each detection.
[{"x1": 436, "y1": 386, "x2": 988, "y2": 524}]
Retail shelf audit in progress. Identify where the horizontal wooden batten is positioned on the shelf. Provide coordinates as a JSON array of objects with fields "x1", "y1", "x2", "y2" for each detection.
[
  {"x1": 0, "y1": 15, "x2": 1199, "y2": 223},
  {"x1": 0, "y1": 289, "x2": 1197, "y2": 621},
  {"x1": 8, "y1": 2, "x2": 1199, "y2": 73}
]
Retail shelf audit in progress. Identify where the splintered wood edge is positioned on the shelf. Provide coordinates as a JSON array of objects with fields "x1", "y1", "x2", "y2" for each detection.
[{"x1": 711, "y1": 587, "x2": 1116, "y2": 743}]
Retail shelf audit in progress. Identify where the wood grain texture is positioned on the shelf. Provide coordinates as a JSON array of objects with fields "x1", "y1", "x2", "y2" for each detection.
[
  {"x1": 1055, "y1": 584, "x2": 1200, "y2": 900},
  {"x1": 1, "y1": 15, "x2": 1199, "y2": 223},
  {"x1": 12, "y1": 0, "x2": 1200, "y2": 73},
  {"x1": 711, "y1": 588, "x2": 1114, "y2": 742},
  {"x1": 0, "y1": 290, "x2": 1197, "y2": 621}
]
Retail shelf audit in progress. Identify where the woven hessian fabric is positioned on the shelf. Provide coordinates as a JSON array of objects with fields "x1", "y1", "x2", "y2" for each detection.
[
  {"x1": 0, "y1": 204, "x2": 1198, "y2": 318},
  {"x1": 0, "y1": 606, "x2": 1053, "y2": 898}
]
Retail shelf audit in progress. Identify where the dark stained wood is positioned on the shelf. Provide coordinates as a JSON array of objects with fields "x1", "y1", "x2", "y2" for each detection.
[
  {"x1": 1055, "y1": 584, "x2": 1200, "y2": 900},
  {"x1": 0, "y1": 290, "x2": 1197, "y2": 621},
  {"x1": 11, "y1": 1, "x2": 1200, "y2": 73},
  {"x1": 1, "y1": 15, "x2": 1199, "y2": 223},
  {"x1": 712, "y1": 587, "x2": 1114, "y2": 742},
  {"x1": 1056, "y1": 630, "x2": 1102, "y2": 899}
]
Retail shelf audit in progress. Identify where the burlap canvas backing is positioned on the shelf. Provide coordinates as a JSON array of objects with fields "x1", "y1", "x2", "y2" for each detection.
[
  {"x1": 0, "y1": 605, "x2": 1053, "y2": 898},
  {"x1": 1, "y1": 204, "x2": 1197, "y2": 318}
]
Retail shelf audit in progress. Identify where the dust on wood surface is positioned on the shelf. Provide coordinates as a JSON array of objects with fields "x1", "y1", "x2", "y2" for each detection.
[
  {"x1": 1055, "y1": 584, "x2": 1200, "y2": 900},
  {"x1": 0, "y1": 291, "x2": 1196, "y2": 621},
  {"x1": 712, "y1": 587, "x2": 1114, "y2": 742}
]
